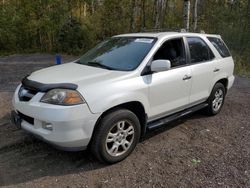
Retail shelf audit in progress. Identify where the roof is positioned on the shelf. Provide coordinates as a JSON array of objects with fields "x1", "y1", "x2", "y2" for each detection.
[{"x1": 115, "y1": 32, "x2": 220, "y2": 39}]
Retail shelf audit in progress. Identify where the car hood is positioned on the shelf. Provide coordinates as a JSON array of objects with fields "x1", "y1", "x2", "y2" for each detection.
[{"x1": 28, "y1": 62, "x2": 130, "y2": 88}]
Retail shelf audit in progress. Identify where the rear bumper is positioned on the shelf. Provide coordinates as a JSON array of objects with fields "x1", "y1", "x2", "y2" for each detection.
[
  {"x1": 227, "y1": 75, "x2": 235, "y2": 90},
  {"x1": 12, "y1": 85, "x2": 100, "y2": 150}
]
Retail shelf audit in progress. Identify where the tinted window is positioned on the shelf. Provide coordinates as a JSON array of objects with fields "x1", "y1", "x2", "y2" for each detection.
[
  {"x1": 77, "y1": 37, "x2": 156, "y2": 71},
  {"x1": 153, "y1": 38, "x2": 186, "y2": 68},
  {"x1": 187, "y1": 37, "x2": 214, "y2": 63},
  {"x1": 207, "y1": 37, "x2": 231, "y2": 58}
]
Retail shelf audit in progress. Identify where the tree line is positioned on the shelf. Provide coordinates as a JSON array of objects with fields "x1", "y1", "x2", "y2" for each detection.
[{"x1": 0, "y1": 0, "x2": 249, "y2": 73}]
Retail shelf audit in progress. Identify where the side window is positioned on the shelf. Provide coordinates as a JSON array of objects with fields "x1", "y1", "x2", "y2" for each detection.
[
  {"x1": 207, "y1": 37, "x2": 231, "y2": 58},
  {"x1": 187, "y1": 37, "x2": 214, "y2": 64},
  {"x1": 153, "y1": 38, "x2": 186, "y2": 68}
]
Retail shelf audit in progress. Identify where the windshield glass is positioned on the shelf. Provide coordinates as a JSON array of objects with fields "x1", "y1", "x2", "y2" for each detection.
[{"x1": 77, "y1": 37, "x2": 156, "y2": 71}]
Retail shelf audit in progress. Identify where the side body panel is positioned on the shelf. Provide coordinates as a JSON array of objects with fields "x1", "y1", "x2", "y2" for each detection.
[
  {"x1": 189, "y1": 61, "x2": 216, "y2": 105},
  {"x1": 146, "y1": 66, "x2": 192, "y2": 120}
]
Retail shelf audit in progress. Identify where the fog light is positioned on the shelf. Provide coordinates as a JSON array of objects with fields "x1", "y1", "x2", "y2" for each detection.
[{"x1": 42, "y1": 122, "x2": 53, "y2": 131}]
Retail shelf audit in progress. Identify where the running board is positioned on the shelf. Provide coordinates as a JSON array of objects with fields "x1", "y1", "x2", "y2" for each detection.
[{"x1": 147, "y1": 103, "x2": 208, "y2": 130}]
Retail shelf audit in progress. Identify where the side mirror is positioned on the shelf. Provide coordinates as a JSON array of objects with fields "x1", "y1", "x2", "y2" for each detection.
[{"x1": 150, "y1": 59, "x2": 171, "y2": 73}]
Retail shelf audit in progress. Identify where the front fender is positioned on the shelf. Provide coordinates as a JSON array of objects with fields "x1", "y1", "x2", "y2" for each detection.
[
  {"x1": 87, "y1": 91, "x2": 150, "y2": 115},
  {"x1": 78, "y1": 74, "x2": 150, "y2": 115}
]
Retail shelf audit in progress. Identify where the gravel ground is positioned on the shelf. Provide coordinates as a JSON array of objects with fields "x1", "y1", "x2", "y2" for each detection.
[{"x1": 0, "y1": 54, "x2": 249, "y2": 188}]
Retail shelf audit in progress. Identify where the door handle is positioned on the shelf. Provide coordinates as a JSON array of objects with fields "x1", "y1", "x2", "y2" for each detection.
[
  {"x1": 213, "y1": 68, "x2": 220, "y2": 72},
  {"x1": 183, "y1": 75, "x2": 192, "y2": 80}
]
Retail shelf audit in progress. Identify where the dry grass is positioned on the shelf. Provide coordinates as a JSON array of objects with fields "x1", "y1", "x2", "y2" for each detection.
[{"x1": 234, "y1": 57, "x2": 250, "y2": 77}]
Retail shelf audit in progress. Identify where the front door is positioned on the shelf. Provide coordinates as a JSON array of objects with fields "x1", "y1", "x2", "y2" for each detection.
[{"x1": 147, "y1": 38, "x2": 192, "y2": 120}]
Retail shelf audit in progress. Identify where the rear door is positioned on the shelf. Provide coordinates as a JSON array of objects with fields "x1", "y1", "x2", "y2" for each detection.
[
  {"x1": 186, "y1": 36, "x2": 216, "y2": 105},
  {"x1": 207, "y1": 36, "x2": 234, "y2": 84}
]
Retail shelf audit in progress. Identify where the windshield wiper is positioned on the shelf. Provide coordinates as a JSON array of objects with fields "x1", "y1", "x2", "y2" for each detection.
[{"x1": 86, "y1": 61, "x2": 114, "y2": 70}]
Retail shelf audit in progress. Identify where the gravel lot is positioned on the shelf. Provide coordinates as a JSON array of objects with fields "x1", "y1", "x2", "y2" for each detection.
[{"x1": 0, "y1": 54, "x2": 249, "y2": 188}]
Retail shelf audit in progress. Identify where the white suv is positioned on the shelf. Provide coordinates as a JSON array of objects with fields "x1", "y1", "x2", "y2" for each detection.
[{"x1": 11, "y1": 32, "x2": 234, "y2": 163}]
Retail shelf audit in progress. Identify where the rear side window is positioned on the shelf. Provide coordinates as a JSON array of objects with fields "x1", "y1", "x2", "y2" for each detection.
[
  {"x1": 187, "y1": 37, "x2": 214, "y2": 64},
  {"x1": 207, "y1": 37, "x2": 231, "y2": 58}
]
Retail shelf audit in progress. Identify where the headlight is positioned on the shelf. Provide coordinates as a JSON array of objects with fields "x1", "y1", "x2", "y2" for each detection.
[{"x1": 40, "y1": 89, "x2": 85, "y2": 105}]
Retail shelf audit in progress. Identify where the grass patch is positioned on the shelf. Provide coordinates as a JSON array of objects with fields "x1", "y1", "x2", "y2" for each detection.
[{"x1": 234, "y1": 57, "x2": 250, "y2": 77}]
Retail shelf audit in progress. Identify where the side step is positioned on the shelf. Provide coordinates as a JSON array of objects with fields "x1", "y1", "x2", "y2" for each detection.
[{"x1": 147, "y1": 103, "x2": 208, "y2": 130}]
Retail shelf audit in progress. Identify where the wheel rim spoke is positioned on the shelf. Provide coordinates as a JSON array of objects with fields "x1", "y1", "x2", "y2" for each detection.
[
  {"x1": 126, "y1": 126, "x2": 134, "y2": 135},
  {"x1": 215, "y1": 91, "x2": 219, "y2": 98},
  {"x1": 117, "y1": 121, "x2": 125, "y2": 130},
  {"x1": 121, "y1": 140, "x2": 130, "y2": 151},
  {"x1": 110, "y1": 144, "x2": 119, "y2": 155},
  {"x1": 213, "y1": 100, "x2": 216, "y2": 106},
  {"x1": 106, "y1": 132, "x2": 116, "y2": 143},
  {"x1": 218, "y1": 89, "x2": 223, "y2": 96}
]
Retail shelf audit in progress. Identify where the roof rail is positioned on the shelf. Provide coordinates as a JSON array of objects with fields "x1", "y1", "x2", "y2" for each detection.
[
  {"x1": 140, "y1": 28, "x2": 206, "y2": 34},
  {"x1": 140, "y1": 28, "x2": 187, "y2": 33}
]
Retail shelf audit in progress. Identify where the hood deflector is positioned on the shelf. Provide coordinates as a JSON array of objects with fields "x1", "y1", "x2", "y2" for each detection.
[{"x1": 21, "y1": 76, "x2": 78, "y2": 92}]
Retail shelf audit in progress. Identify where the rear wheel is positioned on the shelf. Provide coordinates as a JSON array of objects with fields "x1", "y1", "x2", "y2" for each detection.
[
  {"x1": 90, "y1": 109, "x2": 141, "y2": 163},
  {"x1": 206, "y1": 83, "x2": 226, "y2": 115}
]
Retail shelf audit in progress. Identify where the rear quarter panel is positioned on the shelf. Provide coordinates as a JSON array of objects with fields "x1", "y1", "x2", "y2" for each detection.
[{"x1": 209, "y1": 56, "x2": 234, "y2": 93}]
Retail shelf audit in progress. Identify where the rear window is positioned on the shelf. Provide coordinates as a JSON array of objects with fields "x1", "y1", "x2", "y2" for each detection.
[
  {"x1": 187, "y1": 37, "x2": 215, "y2": 64},
  {"x1": 207, "y1": 37, "x2": 231, "y2": 58}
]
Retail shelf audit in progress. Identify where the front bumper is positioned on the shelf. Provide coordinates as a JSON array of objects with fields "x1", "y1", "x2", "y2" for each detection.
[{"x1": 12, "y1": 85, "x2": 100, "y2": 151}]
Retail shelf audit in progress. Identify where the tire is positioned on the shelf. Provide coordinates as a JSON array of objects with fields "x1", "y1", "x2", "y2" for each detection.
[
  {"x1": 206, "y1": 82, "x2": 226, "y2": 115},
  {"x1": 90, "y1": 109, "x2": 141, "y2": 164}
]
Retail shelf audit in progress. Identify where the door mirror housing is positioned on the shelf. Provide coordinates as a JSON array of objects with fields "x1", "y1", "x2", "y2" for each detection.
[{"x1": 150, "y1": 59, "x2": 171, "y2": 73}]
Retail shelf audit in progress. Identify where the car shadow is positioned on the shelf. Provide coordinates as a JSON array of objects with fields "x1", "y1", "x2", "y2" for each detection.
[
  {"x1": 0, "y1": 111, "x2": 207, "y2": 186},
  {"x1": 0, "y1": 114, "x2": 108, "y2": 186},
  {"x1": 141, "y1": 110, "x2": 207, "y2": 142}
]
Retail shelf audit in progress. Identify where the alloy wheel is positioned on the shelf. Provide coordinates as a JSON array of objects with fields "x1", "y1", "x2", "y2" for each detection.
[
  {"x1": 212, "y1": 89, "x2": 224, "y2": 112},
  {"x1": 105, "y1": 120, "x2": 135, "y2": 157}
]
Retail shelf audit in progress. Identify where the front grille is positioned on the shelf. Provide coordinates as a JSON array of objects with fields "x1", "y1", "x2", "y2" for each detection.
[
  {"x1": 18, "y1": 86, "x2": 38, "y2": 101},
  {"x1": 18, "y1": 111, "x2": 34, "y2": 125}
]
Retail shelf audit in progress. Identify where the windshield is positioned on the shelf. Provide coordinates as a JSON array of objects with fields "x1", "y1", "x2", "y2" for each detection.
[{"x1": 77, "y1": 37, "x2": 156, "y2": 71}]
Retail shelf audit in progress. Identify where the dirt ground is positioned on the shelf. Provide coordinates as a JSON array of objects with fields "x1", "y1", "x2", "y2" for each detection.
[{"x1": 0, "y1": 54, "x2": 249, "y2": 188}]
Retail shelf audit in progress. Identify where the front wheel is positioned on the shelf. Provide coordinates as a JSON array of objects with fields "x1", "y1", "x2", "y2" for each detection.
[
  {"x1": 90, "y1": 109, "x2": 141, "y2": 163},
  {"x1": 206, "y1": 83, "x2": 226, "y2": 115}
]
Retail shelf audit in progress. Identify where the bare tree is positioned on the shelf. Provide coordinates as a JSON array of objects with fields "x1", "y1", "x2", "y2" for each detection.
[
  {"x1": 91, "y1": 0, "x2": 95, "y2": 14},
  {"x1": 183, "y1": 0, "x2": 191, "y2": 31},
  {"x1": 192, "y1": 0, "x2": 198, "y2": 31},
  {"x1": 141, "y1": 0, "x2": 146, "y2": 29},
  {"x1": 154, "y1": 0, "x2": 167, "y2": 29},
  {"x1": 159, "y1": 0, "x2": 167, "y2": 28},
  {"x1": 83, "y1": 2, "x2": 87, "y2": 18},
  {"x1": 154, "y1": 0, "x2": 160, "y2": 28},
  {"x1": 130, "y1": 0, "x2": 143, "y2": 32},
  {"x1": 130, "y1": 0, "x2": 137, "y2": 32}
]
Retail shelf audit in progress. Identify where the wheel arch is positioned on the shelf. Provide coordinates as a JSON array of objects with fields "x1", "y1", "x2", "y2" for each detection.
[
  {"x1": 210, "y1": 76, "x2": 229, "y2": 95},
  {"x1": 215, "y1": 78, "x2": 228, "y2": 94},
  {"x1": 90, "y1": 101, "x2": 147, "y2": 144}
]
